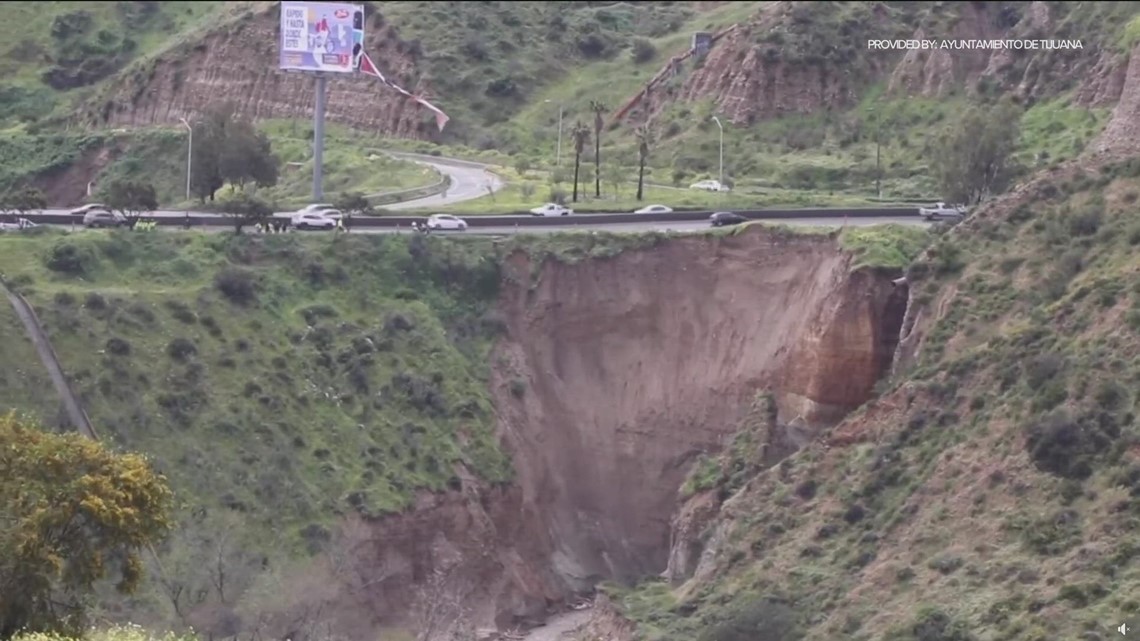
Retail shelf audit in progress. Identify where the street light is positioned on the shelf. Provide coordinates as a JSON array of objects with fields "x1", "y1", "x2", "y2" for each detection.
[
  {"x1": 545, "y1": 99, "x2": 564, "y2": 168},
  {"x1": 711, "y1": 116, "x2": 724, "y2": 190},
  {"x1": 179, "y1": 117, "x2": 192, "y2": 202}
]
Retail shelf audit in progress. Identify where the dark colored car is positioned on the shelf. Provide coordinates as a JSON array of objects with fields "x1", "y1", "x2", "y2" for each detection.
[{"x1": 710, "y1": 211, "x2": 747, "y2": 227}]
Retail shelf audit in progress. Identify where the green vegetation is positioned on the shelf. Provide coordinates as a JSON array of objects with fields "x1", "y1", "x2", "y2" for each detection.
[
  {"x1": 11, "y1": 625, "x2": 196, "y2": 641},
  {"x1": 839, "y1": 224, "x2": 932, "y2": 271},
  {"x1": 0, "y1": 412, "x2": 172, "y2": 638},
  {"x1": 605, "y1": 159, "x2": 1140, "y2": 641}
]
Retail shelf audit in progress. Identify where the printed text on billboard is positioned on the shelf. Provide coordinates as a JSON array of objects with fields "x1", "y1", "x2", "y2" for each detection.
[{"x1": 279, "y1": 1, "x2": 364, "y2": 74}]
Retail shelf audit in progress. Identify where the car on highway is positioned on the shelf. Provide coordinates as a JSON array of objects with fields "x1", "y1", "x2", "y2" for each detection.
[
  {"x1": 919, "y1": 202, "x2": 967, "y2": 222},
  {"x1": 690, "y1": 179, "x2": 730, "y2": 192},
  {"x1": 529, "y1": 203, "x2": 573, "y2": 217},
  {"x1": 710, "y1": 211, "x2": 747, "y2": 227},
  {"x1": 290, "y1": 212, "x2": 337, "y2": 230},
  {"x1": 425, "y1": 214, "x2": 468, "y2": 231},
  {"x1": 69, "y1": 203, "x2": 111, "y2": 216},
  {"x1": 634, "y1": 204, "x2": 674, "y2": 214},
  {"x1": 83, "y1": 210, "x2": 128, "y2": 228},
  {"x1": 296, "y1": 203, "x2": 335, "y2": 216},
  {"x1": 0, "y1": 217, "x2": 38, "y2": 232}
]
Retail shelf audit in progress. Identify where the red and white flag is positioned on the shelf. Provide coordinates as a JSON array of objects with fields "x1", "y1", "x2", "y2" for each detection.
[{"x1": 359, "y1": 52, "x2": 450, "y2": 132}]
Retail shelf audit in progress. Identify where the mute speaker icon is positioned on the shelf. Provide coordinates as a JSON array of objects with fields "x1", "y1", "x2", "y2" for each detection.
[{"x1": 1121, "y1": 623, "x2": 1129, "y2": 636}]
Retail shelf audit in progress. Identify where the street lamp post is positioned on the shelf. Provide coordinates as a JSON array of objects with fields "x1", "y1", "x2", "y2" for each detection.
[
  {"x1": 179, "y1": 117, "x2": 192, "y2": 201},
  {"x1": 711, "y1": 116, "x2": 724, "y2": 189},
  {"x1": 545, "y1": 99, "x2": 564, "y2": 168}
]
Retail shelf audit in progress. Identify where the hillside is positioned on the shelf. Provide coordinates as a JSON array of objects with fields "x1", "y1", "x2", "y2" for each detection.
[
  {"x1": 4, "y1": 1, "x2": 1138, "y2": 208},
  {"x1": 573, "y1": 95, "x2": 1140, "y2": 641}
]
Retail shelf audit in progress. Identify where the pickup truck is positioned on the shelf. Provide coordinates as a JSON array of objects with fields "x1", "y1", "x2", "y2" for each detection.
[
  {"x1": 919, "y1": 202, "x2": 967, "y2": 222},
  {"x1": 529, "y1": 203, "x2": 573, "y2": 217}
]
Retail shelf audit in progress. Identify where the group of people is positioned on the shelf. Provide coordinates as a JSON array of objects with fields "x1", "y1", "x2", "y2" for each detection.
[{"x1": 255, "y1": 220, "x2": 292, "y2": 233}]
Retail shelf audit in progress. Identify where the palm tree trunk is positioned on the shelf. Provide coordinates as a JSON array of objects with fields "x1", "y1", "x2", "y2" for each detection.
[
  {"x1": 573, "y1": 154, "x2": 581, "y2": 203},
  {"x1": 594, "y1": 131, "x2": 601, "y2": 198},
  {"x1": 637, "y1": 159, "x2": 645, "y2": 201}
]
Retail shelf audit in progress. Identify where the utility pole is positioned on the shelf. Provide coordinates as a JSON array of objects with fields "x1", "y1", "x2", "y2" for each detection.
[
  {"x1": 711, "y1": 116, "x2": 724, "y2": 188},
  {"x1": 313, "y1": 73, "x2": 328, "y2": 202},
  {"x1": 179, "y1": 117, "x2": 192, "y2": 201},
  {"x1": 875, "y1": 104, "x2": 882, "y2": 200},
  {"x1": 546, "y1": 99, "x2": 564, "y2": 168}
]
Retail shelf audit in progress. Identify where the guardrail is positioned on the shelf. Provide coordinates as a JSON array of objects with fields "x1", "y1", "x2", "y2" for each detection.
[{"x1": 20, "y1": 207, "x2": 920, "y2": 229}]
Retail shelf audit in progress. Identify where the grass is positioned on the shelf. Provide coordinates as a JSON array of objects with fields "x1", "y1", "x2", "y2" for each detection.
[
  {"x1": 11, "y1": 624, "x2": 196, "y2": 641},
  {"x1": 0, "y1": 287, "x2": 59, "y2": 430},
  {"x1": 839, "y1": 224, "x2": 932, "y2": 272},
  {"x1": 0, "y1": 2, "x2": 227, "y2": 126},
  {"x1": 605, "y1": 160, "x2": 1140, "y2": 641}
]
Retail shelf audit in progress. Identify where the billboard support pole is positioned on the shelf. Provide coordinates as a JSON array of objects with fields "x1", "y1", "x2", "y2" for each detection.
[{"x1": 313, "y1": 73, "x2": 328, "y2": 202}]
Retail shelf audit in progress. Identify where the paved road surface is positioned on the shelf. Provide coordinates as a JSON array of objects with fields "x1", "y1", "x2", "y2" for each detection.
[
  {"x1": 25, "y1": 216, "x2": 929, "y2": 237},
  {"x1": 378, "y1": 152, "x2": 504, "y2": 211}
]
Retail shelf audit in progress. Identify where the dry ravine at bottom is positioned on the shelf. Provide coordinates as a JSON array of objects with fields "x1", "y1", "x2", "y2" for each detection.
[{"x1": 0, "y1": 226, "x2": 921, "y2": 640}]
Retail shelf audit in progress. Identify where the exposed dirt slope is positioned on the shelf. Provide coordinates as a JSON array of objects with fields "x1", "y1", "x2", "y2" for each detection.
[{"x1": 81, "y1": 5, "x2": 434, "y2": 137}]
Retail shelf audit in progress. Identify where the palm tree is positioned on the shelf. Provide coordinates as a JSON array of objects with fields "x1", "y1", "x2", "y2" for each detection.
[
  {"x1": 590, "y1": 100, "x2": 607, "y2": 198},
  {"x1": 571, "y1": 122, "x2": 591, "y2": 203},
  {"x1": 635, "y1": 125, "x2": 652, "y2": 202}
]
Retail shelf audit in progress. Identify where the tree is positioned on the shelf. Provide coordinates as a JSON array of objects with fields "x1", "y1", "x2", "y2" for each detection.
[
  {"x1": 571, "y1": 121, "x2": 591, "y2": 203},
  {"x1": 0, "y1": 412, "x2": 173, "y2": 638},
  {"x1": 105, "y1": 180, "x2": 158, "y2": 227},
  {"x1": 590, "y1": 100, "x2": 607, "y2": 198},
  {"x1": 635, "y1": 125, "x2": 653, "y2": 202},
  {"x1": 190, "y1": 103, "x2": 279, "y2": 202},
  {"x1": 333, "y1": 192, "x2": 373, "y2": 229},
  {"x1": 931, "y1": 100, "x2": 1021, "y2": 207},
  {"x1": 0, "y1": 187, "x2": 47, "y2": 223},
  {"x1": 220, "y1": 191, "x2": 273, "y2": 234}
]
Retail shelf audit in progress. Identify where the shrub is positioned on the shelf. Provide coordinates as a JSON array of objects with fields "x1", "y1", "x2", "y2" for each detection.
[
  {"x1": 904, "y1": 606, "x2": 976, "y2": 641},
  {"x1": 631, "y1": 37, "x2": 657, "y2": 64},
  {"x1": 166, "y1": 337, "x2": 197, "y2": 362},
  {"x1": 44, "y1": 242, "x2": 97, "y2": 276},
  {"x1": 213, "y1": 267, "x2": 257, "y2": 305},
  {"x1": 697, "y1": 595, "x2": 801, "y2": 641},
  {"x1": 105, "y1": 337, "x2": 131, "y2": 356},
  {"x1": 1024, "y1": 409, "x2": 1119, "y2": 480}
]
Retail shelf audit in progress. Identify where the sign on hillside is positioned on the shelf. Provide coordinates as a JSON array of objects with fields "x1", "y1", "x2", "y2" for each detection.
[{"x1": 279, "y1": 1, "x2": 364, "y2": 74}]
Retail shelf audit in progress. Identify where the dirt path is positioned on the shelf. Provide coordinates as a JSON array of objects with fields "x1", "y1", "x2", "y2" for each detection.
[
  {"x1": 1, "y1": 280, "x2": 97, "y2": 439},
  {"x1": 522, "y1": 610, "x2": 593, "y2": 641}
]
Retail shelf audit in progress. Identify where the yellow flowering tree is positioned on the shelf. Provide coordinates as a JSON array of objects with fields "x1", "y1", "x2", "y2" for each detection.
[{"x1": 0, "y1": 413, "x2": 173, "y2": 638}]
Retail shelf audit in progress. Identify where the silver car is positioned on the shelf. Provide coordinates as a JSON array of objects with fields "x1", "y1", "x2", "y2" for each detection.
[{"x1": 83, "y1": 210, "x2": 128, "y2": 228}]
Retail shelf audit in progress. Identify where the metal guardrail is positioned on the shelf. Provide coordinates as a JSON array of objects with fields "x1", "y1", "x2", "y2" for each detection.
[{"x1": 19, "y1": 207, "x2": 920, "y2": 229}]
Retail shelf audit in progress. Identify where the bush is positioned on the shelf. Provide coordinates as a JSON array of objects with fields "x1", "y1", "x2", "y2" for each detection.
[
  {"x1": 697, "y1": 595, "x2": 800, "y2": 641},
  {"x1": 44, "y1": 242, "x2": 97, "y2": 276},
  {"x1": 1024, "y1": 409, "x2": 1119, "y2": 480},
  {"x1": 903, "y1": 606, "x2": 976, "y2": 641},
  {"x1": 166, "y1": 337, "x2": 197, "y2": 362},
  {"x1": 631, "y1": 37, "x2": 657, "y2": 64},
  {"x1": 213, "y1": 267, "x2": 257, "y2": 305}
]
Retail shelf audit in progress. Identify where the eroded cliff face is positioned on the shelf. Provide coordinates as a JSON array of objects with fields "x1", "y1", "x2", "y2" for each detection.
[
  {"x1": 265, "y1": 228, "x2": 910, "y2": 639},
  {"x1": 80, "y1": 6, "x2": 436, "y2": 138}
]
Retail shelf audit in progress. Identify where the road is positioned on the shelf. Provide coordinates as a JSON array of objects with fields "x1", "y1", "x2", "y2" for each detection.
[
  {"x1": 25, "y1": 216, "x2": 929, "y2": 237},
  {"x1": 376, "y1": 152, "x2": 504, "y2": 211}
]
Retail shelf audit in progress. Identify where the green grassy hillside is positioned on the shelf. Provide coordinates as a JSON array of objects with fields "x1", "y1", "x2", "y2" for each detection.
[{"x1": 601, "y1": 159, "x2": 1140, "y2": 641}]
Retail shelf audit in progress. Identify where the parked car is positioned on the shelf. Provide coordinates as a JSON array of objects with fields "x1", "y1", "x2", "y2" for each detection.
[
  {"x1": 690, "y1": 180, "x2": 730, "y2": 192},
  {"x1": 919, "y1": 202, "x2": 967, "y2": 222},
  {"x1": 529, "y1": 203, "x2": 573, "y2": 217},
  {"x1": 69, "y1": 203, "x2": 111, "y2": 216},
  {"x1": 0, "y1": 217, "x2": 38, "y2": 232},
  {"x1": 290, "y1": 212, "x2": 337, "y2": 230},
  {"x1": 634, "y1": 204, "x2": 674, "y2": 214},
  {"x1": 83, "y1": 210, "x2": 128, "y2": 228},
  {"x1": 710, "y1": 211, "x2": 747, "y2": 227},
  {"x1": 426, "y1": 214, "x2": 468, "y2": 231}
]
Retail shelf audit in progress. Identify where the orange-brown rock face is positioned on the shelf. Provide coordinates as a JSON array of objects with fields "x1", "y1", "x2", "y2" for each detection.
[
  {"x1": 283, "y1": 228, "x2": 911, "y2": 637},
  {"x1": 80, "y1": 7, "x2": 436, "y2": 139}
]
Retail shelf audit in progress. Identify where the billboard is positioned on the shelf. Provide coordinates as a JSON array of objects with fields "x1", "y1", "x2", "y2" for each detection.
[{"x1": 279, "y1": 1, "x2": 365, "y2": 74}]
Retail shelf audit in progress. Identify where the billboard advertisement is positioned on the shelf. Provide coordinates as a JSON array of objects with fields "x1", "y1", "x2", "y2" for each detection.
[{"x1": 279, "y1": 1, "x2": 364, "y2": 74}]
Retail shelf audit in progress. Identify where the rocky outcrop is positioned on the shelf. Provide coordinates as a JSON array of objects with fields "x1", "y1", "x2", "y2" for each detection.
[
  {"x1": 80, "y1": 5, "x2": 437, "y2": 139},
  {"x1": 1094, "y1": 43, "x2": 1140, "y2": 156}
]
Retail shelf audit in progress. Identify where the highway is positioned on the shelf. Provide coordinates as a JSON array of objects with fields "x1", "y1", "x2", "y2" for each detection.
[
  {"x1": 22, "y1": 216, "x2": 929, "y2": 237},
  {"x1": 380, "y1": 152, "x2": 504, "y2": 210}
]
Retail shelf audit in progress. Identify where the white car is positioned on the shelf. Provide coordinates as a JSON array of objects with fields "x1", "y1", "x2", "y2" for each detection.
[
  {"x1": 690, "y1": 180, "x2": 730, "y2": 192},
  {"x1": 426, "y1": 214, "x2": 468, "y2": 231},
  {"x1": 290, "y1": 212, "x2": 337, "y2": 230},
  {"x1": 296, "y1": 203, "x2": 335, "y2": 216},
  {"x1": 919, "y1": 202, "x2": 967, "y2": 221},
  {"x1": 634, "y1": 204, "x2": 674, "y2": 214},
  {"x1": 529, "y1": 203, "x2": 573, "y2": 217},
  {"x1": 69, "y1": 203, "x2": 110, "y2": 216},
  {"x1": 0, "y1": 218, "x2": 38, "y2": 232}
]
